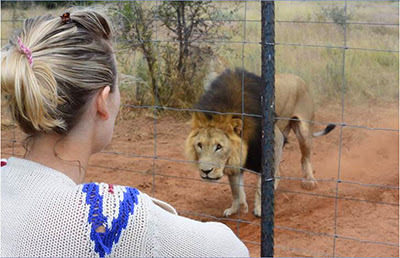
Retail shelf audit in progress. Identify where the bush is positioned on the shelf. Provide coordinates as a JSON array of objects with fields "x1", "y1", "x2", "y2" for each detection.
[
  {"x1": 318, "y1": 6, "x2": 354, "y2": 29},
  {"x1": 111, "y1": 1, "x2": 239, "y2": 108}
]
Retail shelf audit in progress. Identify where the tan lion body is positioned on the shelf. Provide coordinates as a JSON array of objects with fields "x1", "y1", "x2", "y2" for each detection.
[{"x1": 185, "y1": 69, "x2": 334, "y2": 217}]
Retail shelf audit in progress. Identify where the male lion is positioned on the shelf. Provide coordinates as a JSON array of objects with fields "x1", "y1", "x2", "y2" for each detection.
[{"x1": 185, "y1": 69, "x2": 335, "y2": 217}]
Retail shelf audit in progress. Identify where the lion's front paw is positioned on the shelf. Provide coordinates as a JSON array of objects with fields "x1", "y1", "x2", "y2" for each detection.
[
  {"x1": 301, "y1": 178, "x2": 317, "y2": 190},
  {"x1": 223, "y1": 202, "x2": 248, "y2": 217},
  {"x1": 223, "y1": 206, "x2": 239, "y2": 217}
]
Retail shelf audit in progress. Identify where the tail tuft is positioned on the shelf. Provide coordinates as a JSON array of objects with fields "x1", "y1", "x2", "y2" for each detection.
[
  {"x1": 313, "y1": 124, "x2": 336, "y2": 137},
  {"x1": 325, "y1": 124, "x2": 336, "y2": 134}
]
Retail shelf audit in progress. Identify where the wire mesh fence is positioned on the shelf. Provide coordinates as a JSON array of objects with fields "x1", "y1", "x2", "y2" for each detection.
[{"x1": 1, "y1": 0, "x2": 399, "y2": 257}]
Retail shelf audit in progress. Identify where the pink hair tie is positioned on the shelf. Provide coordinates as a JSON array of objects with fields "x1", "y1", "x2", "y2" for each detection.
[
  {"x1": 17, "y1": 37, "x2": 33, "y2": 66},
  {"x1": 1, "y1": 159, "x2": 7, "y2": 167}
]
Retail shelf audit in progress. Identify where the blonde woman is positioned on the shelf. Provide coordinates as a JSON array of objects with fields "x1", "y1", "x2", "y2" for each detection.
[{"x1": 1, "y1": 10, "x2": 249, "y2": 257}]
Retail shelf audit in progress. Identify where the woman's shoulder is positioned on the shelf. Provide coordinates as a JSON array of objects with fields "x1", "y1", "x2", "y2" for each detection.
[{"x1": 148, "y1": 194, "x2": 250, "y2": 257}]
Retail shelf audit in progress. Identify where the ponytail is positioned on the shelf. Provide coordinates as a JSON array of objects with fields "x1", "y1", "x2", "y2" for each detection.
[{"x1": 1, "y1": 9, "x2": 117, "y2": 135}]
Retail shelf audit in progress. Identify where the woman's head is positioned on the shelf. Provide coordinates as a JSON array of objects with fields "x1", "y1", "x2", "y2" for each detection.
[{"x1": 1, "y1": 9, "x2": 119, "y2": 153}]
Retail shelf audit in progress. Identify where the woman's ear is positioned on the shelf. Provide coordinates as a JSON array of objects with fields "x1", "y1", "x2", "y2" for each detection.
[{"x1": 96, "y1": 86, "x2": 111, "y2": 120}]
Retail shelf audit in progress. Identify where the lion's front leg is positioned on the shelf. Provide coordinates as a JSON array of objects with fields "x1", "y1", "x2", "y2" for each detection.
[{"x1": 224, "y1": 172, "x2": 248, "y2": 217}]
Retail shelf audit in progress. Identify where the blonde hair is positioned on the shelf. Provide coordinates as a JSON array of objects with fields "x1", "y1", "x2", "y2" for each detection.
[{"x1": 1, "y1": 9, "x2": 117, "y2": 135}]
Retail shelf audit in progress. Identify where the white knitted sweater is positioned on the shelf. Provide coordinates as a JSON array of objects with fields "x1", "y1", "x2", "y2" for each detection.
[{"x1": 1, "y1": 157, "x2": 249, "y2": 257}]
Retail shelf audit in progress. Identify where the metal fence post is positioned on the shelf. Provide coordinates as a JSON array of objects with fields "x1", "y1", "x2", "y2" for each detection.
[{"x1": 261, "y1": 1, "x2": 275, "y2": 257}]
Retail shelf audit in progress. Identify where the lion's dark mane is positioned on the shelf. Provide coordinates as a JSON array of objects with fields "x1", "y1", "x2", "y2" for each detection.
[{"x1": 194, "y1": 68, "x2": 264, "y2": 173}]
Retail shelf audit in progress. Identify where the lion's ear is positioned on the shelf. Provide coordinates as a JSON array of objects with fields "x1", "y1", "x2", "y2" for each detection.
[
  {"x1": 231, "y1": 118, "x2": 243, "y2": 136},
  {"x1": 192, "y1": 112, "x2": 209, "y2": 128}
]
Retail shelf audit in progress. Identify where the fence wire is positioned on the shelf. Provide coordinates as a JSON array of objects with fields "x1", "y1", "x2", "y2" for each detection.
[{"x1": 1, "y1": 1, "x2": 399, "y2": 257}]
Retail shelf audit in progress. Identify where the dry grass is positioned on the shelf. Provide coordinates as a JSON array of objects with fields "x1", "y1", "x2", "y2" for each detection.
[
  {"x1": 1, "y1": 1, "x2": 398, "y2": 108},
  {"x1": 217, "y1": 1, "x2": 399, "y2": 106}
]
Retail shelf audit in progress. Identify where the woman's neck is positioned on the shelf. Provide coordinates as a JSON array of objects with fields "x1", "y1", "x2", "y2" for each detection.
[{"x1": 24, "y1": 133, "x2": 92, "y2": 184}]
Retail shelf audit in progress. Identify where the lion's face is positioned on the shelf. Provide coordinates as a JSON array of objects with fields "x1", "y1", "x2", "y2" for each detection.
[
  {"x1": 190, "y1": 128, "x2": 232, "y2": 180},
  {"x1": 185, "y1": 113, "x2": 248, "y2": 181}
]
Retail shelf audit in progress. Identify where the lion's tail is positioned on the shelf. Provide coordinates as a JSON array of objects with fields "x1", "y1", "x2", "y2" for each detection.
[{"x1": 312, "y1": 124, "x2": 336, "y2": 137}]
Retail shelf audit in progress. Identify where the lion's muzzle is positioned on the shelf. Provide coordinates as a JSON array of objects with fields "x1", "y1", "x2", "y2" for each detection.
[
  {"x1": 201, "y1": 168, "x2": 214, "y2": 175},
  {"x1": 199, "y1": 166, "x2": 223, "y2": 181}
]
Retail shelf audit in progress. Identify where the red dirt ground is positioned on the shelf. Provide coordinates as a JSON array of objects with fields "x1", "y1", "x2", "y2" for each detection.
[{"x1": 1, "y1": 102, "x2": 399, "y2": 257}]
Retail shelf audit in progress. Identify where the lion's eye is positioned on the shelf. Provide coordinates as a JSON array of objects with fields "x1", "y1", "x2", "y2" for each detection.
[
  {"x1": 216, "y1": 144, "x2": 222, "y2": 151},
  {"x1": 197, "y1": 143, "x2": 202, "y2": 149}
]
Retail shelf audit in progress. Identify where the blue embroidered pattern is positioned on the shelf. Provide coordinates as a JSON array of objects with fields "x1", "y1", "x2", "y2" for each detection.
[{"x1": 82, "y1": 183, "x2": 140, "y2": 257}]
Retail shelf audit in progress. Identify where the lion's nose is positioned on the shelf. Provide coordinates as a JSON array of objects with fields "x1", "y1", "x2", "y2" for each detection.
[{"x1": 201, "y1": 168, "x2": 214, "y2": 175}]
